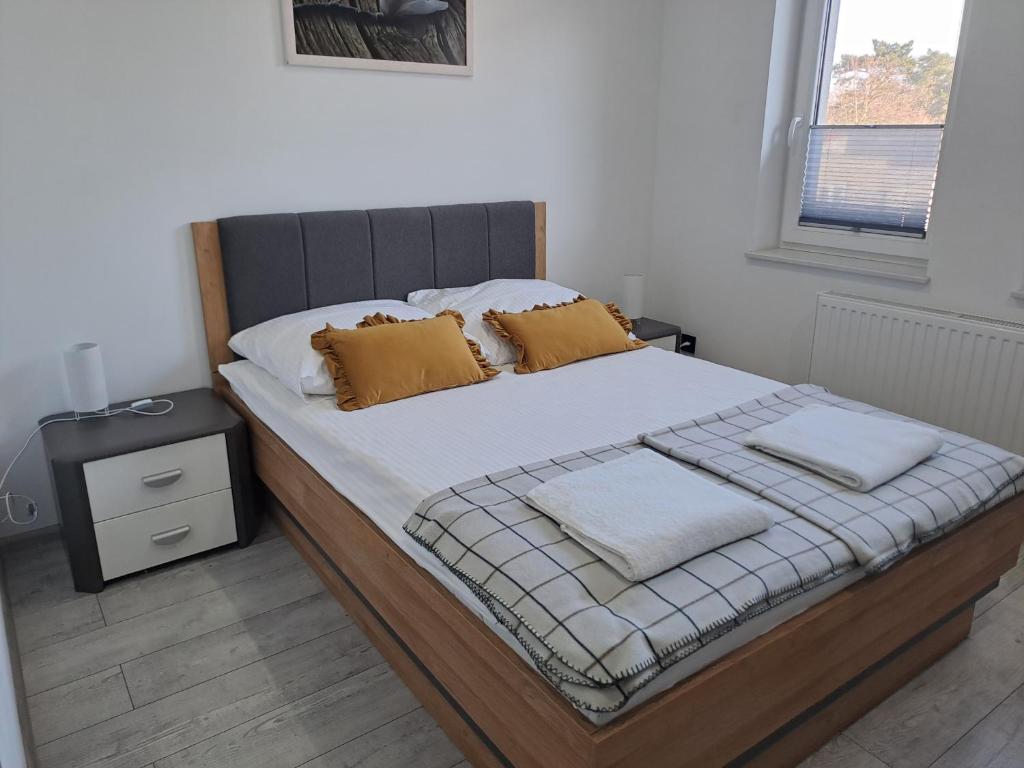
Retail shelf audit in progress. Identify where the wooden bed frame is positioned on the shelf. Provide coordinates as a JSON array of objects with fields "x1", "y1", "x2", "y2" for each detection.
[{"x1": 192, "y1": 203, "x2": 1024, "y2": 767}]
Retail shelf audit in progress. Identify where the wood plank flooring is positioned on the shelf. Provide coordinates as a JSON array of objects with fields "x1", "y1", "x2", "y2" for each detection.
[{"x1": 2, "y1": 526, "x2": 1021, "y2": 767}]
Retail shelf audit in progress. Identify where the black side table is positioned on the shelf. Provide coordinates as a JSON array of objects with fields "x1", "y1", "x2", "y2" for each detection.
[
  {"x1": 631, "y1": 317, "x2": 696, "y2": 356},
  {"x1": 41, "y1": 388, "x2": 257, "y2": 592}
]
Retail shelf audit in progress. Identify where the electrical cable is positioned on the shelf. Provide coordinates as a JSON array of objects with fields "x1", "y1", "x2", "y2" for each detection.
[{"x1": 0, "y1": 399, "x2": 174, "y2": 527}]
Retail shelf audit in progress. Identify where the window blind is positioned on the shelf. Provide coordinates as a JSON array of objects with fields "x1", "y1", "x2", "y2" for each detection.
[{"x1": 799, "y1": 126, "x2": 943, "y2": 238}]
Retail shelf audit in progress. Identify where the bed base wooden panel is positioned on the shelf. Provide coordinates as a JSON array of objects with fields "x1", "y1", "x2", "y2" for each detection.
[
  {"x1": 218, "y1": 380, "x2": 1024, "y2": 768},
  {"x1": 194, "y1": 203, "x2": 1024, "y2": 767}
]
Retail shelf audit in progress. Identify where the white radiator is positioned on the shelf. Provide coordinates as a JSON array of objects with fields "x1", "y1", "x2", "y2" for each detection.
[{"x1": 809, "y1": 292, "x2": 1024, "y2": 454}]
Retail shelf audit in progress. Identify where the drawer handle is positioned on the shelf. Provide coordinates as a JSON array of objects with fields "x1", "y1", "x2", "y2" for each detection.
[
  {"x1": 151, "y1": 525, "x2": 191, "y2": 546},
  {"x1": 142, "y1": 469, "x2": 183, "y2": 488}
]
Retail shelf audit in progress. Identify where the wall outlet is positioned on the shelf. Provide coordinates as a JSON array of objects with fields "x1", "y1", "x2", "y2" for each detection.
[{"x1": 680, "y1": 334, "x2": 697, "y2": 356}]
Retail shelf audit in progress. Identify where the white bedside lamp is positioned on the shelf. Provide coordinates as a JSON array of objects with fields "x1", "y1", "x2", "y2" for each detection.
[
  {"x1": 621, "y1": 274, "x2": 645, "y2": 321},
  {"x1": 63, "y1": 342, "x2": 109, "y2": 418}
]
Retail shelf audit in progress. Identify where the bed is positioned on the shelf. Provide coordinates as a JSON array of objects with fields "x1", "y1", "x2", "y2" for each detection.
[{"x1": 192, "y1": 201, "x2": 1024, "y2": 767}]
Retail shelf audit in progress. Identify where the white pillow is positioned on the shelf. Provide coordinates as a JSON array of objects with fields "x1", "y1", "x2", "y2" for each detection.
[
  {"x1": 407, "y1": 279, "x2": 581, "y2": 366},
  {"x1": 228, "y1": 300, "x2": 432, "y2": 397}
]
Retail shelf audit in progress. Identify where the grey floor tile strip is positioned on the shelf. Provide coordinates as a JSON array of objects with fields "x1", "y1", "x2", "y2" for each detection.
[
  {"x1": 34, "y1": 627, "x2": 382, "y2": 768},
  {"x1": 15, "y1": 594, "x2": 105, "y2": 653},
  {"x1": 296, "y1": 708, "x2": 462, "y2": 768},
  {"x1": 22, "y1": 562, "x2": 322, "y2": 696},
  {"x1": 153, "y1": 664, "x2": 419, "y2": 768},
  {"x1": 122, "y1": 591, "x2": 350, "y2": 706},
  {"x1": 27, "y1": 666, "x2": 133, "y2": 746},
  {"x1": 797, "y1": 734, "x2": 887, "y2": 768},
  {"x1": 930, "y1": 680, "x2": 1024, "y2": 767}
]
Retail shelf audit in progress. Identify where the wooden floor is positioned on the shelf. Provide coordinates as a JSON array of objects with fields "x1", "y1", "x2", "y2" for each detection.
[{"x1": 2, "y1": 525, "x2": 1022, "y2": 768}]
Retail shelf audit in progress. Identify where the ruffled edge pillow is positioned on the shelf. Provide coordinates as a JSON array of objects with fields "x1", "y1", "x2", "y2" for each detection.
[
  {"x1": 311, "y1": 310, "x2": 499, "y2": 411},
  {"x1": 482, "y1": 296, "x2": 647, "y2": 374}
]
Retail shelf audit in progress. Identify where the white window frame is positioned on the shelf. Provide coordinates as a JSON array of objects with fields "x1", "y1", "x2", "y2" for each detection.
[{"x1": 768, "y1": 0, "x2": 970, "y2": 278}]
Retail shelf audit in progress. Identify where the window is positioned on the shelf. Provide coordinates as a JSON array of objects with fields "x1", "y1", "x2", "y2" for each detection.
[{"x1": 774, "y1": 0, "x2": 966, "y2": 265}]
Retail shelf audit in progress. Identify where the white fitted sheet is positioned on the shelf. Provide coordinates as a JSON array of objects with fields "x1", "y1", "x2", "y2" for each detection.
[{"x1": 220, "y1": 348, "x2": 862, "y2": 723}]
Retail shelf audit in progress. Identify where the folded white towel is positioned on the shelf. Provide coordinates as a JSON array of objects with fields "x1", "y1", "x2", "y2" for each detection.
[
  {"x1": 525, "y1": 450, "x2": 772, "y2": 581},
  {"x1": 743, "y1": 405, "x2": 944, "y2": 492}
]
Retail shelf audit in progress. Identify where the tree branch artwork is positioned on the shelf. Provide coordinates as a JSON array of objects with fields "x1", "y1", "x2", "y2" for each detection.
[
  {"x1": 286, "y1": 0, "x2": 471, "y2": 74},
  {"x1": 378, "y1": 0, "x2": 449, "y2": 17}
]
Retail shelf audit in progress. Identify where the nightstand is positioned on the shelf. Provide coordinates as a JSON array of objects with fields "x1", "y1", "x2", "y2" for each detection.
[
  {"x1": 41, "y1": 388, "x2": 257, "y2": 593},
  {"x1": 631, "y1": 318, "x2": 696, "y2": 356}
]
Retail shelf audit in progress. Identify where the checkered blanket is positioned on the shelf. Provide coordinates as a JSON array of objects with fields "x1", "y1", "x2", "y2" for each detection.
[
  {"x1": 405, "y1": 442, "x2": 858, "y2": 713},
  {"x1": 642, "y1": 385, "x2": 1024, "y2": 572}
]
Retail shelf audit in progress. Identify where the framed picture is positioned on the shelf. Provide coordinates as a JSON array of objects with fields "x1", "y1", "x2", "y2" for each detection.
[{"x1": 282, "y1": 0, "x2": 473, "y2": 76}]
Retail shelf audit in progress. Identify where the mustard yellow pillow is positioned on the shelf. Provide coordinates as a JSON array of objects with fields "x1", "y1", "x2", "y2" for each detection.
[
  {"x1": 311, "y1": 310, "x2": 498, "y2": 411},
  {"x1": 482, "y1": 296, "x2": 647, "y2": 374}
]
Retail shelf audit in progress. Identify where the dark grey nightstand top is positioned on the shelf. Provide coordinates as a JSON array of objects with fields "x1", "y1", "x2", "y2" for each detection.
[
  {"x1": 40, "y1": 388, "x2": 242, "y2": 464},
  {"x1": 631, "y1": 317, "x2": 681, "y2": 341}
]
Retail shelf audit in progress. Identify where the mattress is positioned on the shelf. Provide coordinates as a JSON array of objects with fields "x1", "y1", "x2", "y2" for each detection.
[{"x1": 220, "y1": 348, "x2": 864, "y2": 724}]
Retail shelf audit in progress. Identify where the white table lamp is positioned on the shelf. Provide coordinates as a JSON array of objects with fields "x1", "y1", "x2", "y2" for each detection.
[
  {"x1": 622, "y1": 274, "x2": 645, "y2": 320},
  {"x1": 64, "y1": 342, "x2": 109, "y2": 417}
]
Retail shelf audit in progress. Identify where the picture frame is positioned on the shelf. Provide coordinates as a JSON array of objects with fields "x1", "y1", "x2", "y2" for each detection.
[{"x1": 281, "y1": 0, "x2": 474, "y2": 76}]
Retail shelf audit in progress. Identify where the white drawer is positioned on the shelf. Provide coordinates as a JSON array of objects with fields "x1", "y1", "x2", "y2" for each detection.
[
  {"x1": 648, "y1": 335, "x2": 678, "y2": 352},
  {"x1": 84, "y1": 434, "x2": 230, "y2": 522},
  {"x1": 93, "y1": 489, "x2": 237, "y2": 580}
]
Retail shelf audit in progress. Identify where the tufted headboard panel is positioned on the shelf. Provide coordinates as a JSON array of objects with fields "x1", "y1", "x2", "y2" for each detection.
[{"x1": 216, "y1": 201, "x2": 538, "y2": 335}]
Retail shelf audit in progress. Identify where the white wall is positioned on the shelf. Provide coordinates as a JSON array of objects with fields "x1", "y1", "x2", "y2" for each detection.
[
  {"x1": 0, "y1": 0, "x2": 665, "y2": 534},
  {"x1": 648, "y1": 0, "x2": 1024, "y2": 385}
]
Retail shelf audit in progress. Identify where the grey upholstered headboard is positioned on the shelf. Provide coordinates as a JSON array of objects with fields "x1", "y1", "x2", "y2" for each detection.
[{"x1": 217, "y1": 201, "x2": 537, "y2": 335}]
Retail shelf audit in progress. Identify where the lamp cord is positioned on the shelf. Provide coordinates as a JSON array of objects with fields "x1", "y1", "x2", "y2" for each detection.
[{"x1": 0, "y1": 400, "x2": 175, "y2": 527}]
